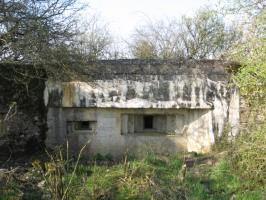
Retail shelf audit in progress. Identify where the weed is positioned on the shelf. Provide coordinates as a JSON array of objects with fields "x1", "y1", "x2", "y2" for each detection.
[{"x1": 32, "y1": 140, "x2": 90, "y2": 200}]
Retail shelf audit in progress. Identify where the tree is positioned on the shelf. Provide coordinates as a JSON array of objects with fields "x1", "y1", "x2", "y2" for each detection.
[
  {"x1": 71, "y1": 16, "x2": 113, "y2": 60},
  {"x1": 179, "y1": 9, "x2": 240, "y2": 59},
  {"x1": 0, "y1": 0, "x2": 118, "y2": 83},
  {"x1": 224, "y1": 0, "x2": 266, "y2": 17},
  {"x1": 129, "y1": 19, "x2": 184, "y2": 59},
  {"x1": 0, "y1": 0, "x2": 87, "y2": 81},
  {"x1": 0, "y1": 0, "x2": 86, "y2": 59},
  {"x1": 226, "y1": 1, "x2": 266, "y2": 107},
  {"x1": 129, "y1": 39, "x2": 158, "y2": 59},
  {"x1": 129, "y1": 8, "x2": 240, "y2": 59}
]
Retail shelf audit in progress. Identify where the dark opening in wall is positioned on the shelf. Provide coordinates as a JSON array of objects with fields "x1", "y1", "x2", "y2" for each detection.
[
  {"x1": 74, "y1": 121, "x2": 92, "y2": 131},
  {"x1": 143, "y1": 115, "x2": 153, "y2": 129},
  {"x1": 67, "y1": 121, "x2": 97, "y2": 135},
  {"x1": 121, "y1": 114, "x2": 184, "y2": 135}
]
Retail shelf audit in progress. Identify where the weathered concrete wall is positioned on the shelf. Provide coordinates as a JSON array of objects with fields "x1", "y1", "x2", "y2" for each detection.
[
  {"x1": 46, "y1": 108, "x2": 213, "y2": 156},
  {"x1": 44, "y1": 59, "x2": 240, "y2": 155},
  {"x1": 45, "y1": 77, "x2": 215, "y2": 109}
]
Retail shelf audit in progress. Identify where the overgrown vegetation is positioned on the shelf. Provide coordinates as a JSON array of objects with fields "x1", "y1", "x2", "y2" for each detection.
[
  {"x1": 129, "y1": 8, "x2": 240, "y2": 59},
  {"x1": 0, "y1": 0, "x2": 266, "y2": 199},
  {"x1": 225, "y1": 0, "x2": 266, "y2": 194},
  {"x1": 0, "y1": 151, "x2": 264, "y2": 200}
]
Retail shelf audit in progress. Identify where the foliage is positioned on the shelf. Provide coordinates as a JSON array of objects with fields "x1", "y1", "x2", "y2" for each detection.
[
  {"x1": 129, "y1": 8, "x2": 240, "y2": 59},
  {"x1": 130, "y1": 39, "x2": 158, "y2": 59},
  {"x1": 0, "y1": 0, "x2": 71, "y2": 82},
  {"x1": 179, "y1": 8, "x2": 240, "y2": 59},
  {"x1": 71, "y1": 17, "x2": 114, "y2": 60},
  {"x1": 0, "y1": 0, "x2": 85, "y2": 67},
  {"x1": 222, "y1": 0, "x2": 266, "y2": 196},
  {"x1": 0, "y1": 71, "x2": 47, "y2": 154},
  {"x1": 226, "y1": 0, "x2": 266, "y2": 108},
  {"x1": 228, "y1": 125, "x2": 266, "y2": 187},
  {"x1": 1, "y1": 152, "x2": 265, "y2": 200},
  {"x1": 129, "y1": 19, "x2": 182, "y2": 59},
  {"x1": 31, "y1": 141, "x2": 90, "y2": 200},
  {"x1": 229, "y1": 9, "x2": 266, "y2": 108},
  {"x1": 0, "y1": 0, "x2": 114, "y2": 83},
  {"x1": 223, "y1": 0, "x2": 266, "y2": 18}
]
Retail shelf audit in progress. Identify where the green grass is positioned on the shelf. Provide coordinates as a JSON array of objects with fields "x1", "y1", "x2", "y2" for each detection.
[
  {"x1": 83, "y1": 153, "x2": 185, "y2": 200},
  {"x1": 87, "y1": 160, "x2": 154, "y2": 199},
  {"x1": 1, "y1": 153, "x2": 264, "y2": 200},
  {"x1": 184, "y1": 159, "x2": 264, "y2": 200}
]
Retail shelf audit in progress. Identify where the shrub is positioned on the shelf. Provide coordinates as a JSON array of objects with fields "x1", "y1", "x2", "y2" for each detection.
[{"x1": 229, "y1": 125, "x2": 266, "y2": 188}]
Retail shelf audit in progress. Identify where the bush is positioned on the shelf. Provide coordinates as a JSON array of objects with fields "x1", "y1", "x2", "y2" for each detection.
[{"x1": 229, "y1": 125, "x2": 266, "y2": 188}]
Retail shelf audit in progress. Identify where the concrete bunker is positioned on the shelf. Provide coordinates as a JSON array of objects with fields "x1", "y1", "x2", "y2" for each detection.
[{"x1": 44, "y1": 59, "x2": 240, "y2": 156}]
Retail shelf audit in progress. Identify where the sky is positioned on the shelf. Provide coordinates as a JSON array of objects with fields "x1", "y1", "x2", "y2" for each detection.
[{"x1": 84, "y1": 0, "x2": 219, "y2": 40}]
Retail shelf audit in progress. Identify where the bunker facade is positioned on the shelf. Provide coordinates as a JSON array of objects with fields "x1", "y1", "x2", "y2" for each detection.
[{"x1": 44, "y1": 59, "x2": 240, "y2": 156}]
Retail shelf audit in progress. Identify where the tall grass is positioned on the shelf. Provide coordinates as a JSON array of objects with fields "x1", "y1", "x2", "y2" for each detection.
[
  {"x1": 85, "y1": 153, "x2": 186, "y2": 200},
  {"x1": 32, "y1": 140, "x2": 90, "y2": 200}
]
